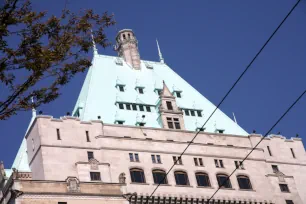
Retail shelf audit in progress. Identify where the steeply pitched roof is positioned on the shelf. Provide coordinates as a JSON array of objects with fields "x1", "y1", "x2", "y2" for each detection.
[{"x1": 73, "y1": 54, "x2": 248, "y2": 136}]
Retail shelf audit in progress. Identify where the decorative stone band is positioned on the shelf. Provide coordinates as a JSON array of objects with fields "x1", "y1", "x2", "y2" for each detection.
[
  {"x1": 128, "y1": 195, "x2": 274, "y2": 204},
  {"x1": 18, "y1": 193, "x2": 125, "y2": 200}
]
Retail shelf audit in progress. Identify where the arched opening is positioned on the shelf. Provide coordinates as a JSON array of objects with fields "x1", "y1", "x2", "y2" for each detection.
[
  {"x1": 130, "y1": 168, "x2": 146, "y2": 183},
  {"x1": 123, "y1": 34, "x2": 126, "y2": 40},
  {"x1": 216, "y1": 174, "x2": 232, "y2": 188},
  {"x1": 237, "y1": 175, "x2": 252, "y2": 190},
  {"x1": 152, "y1": 169, "x2": 168, "y2": 184},
  {"x1": 195, "y1": 172, "x2": 211, "y2": 187},
  {"x1": 174, "y1": 171, "x2": 189, "y2": 185}
]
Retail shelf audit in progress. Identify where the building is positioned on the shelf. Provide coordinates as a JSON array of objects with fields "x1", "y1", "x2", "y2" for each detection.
[{"x1": 1, "y1": 29, "x2": 306, "y2": 204}]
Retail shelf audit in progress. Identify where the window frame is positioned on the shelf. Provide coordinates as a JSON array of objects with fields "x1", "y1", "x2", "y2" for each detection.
[
  {"x1": 152, "y1": 169, "x2": 168, "y2": 184},
  {"x1": 166, "y1": 101, "x2": 173, "y2": 110},
  {"x1": 132, "y1": 104, "x2": 137, "y2": 111},
  {"x1": 146, "y1": 106, "x2": 151, "y2": 112},
  {"x1": 87, "y1": 151, "x2": 94, "y2": 161},
  {"x1": 174, "y1": 171, "x2": 189, "y2": 186},
  {"x1": 195, "y1": 172, "x2": 211, "y2": 187},
  {"x1": 118, "y1": 85, "x2": 125, "y2": 92},
  {"x1": 90, "y1": 172, "x2": 101, "y2": 181},
  {"x1": 237, "y1": 175, "x2": 252, "y2": 190},
  {"x1": 139, "y1": 105, "x2": 144, "y2": 111},
  {"x1": 130, "y1": 168, "x2": 146, "y2": 183},
  {"x1": 118, "y1": 103, "x2": 124, "y2": 110},
  {"x1": 216, "y1": 174, "x2": 232, "y2": 189},
  {"x1": 126, "y1": 104, "x2": 131, "y2": 110},
  {"x1": 184, "y1": 109, "x2": 190, "y2": 116},
  {"x1": 272, "y1": 165, "x2": 279, "y2": 173},
  {"x1": 176, "y1": 91, "x2": 182, "y2": 98},
  {"x1": 279, "y1": 183, "x2": 290, "y2": 193},
  {"x1": 138, "y1": 87, "x2": 144, "y2": 94}
]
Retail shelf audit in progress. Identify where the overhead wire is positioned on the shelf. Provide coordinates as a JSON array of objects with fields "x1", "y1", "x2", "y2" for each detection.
[{"x1": 146, "y1": 0, "x2": 302, "y2": 200}]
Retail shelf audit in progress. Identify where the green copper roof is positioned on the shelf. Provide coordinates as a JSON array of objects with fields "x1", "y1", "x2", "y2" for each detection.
[{"x1": 73, "y1": 54, "x2": 248, "y2": 136}]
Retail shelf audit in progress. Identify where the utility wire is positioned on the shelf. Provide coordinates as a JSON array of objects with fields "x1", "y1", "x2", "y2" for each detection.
[
  {"x1": 147, "y1": 0, "x2": 301, "y2": 200},
  {"x1": 207, "y1": 89, "x2": 306, "y2": 203}
]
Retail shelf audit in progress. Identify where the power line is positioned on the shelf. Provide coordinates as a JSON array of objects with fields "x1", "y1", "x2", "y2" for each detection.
[
  {"x1": 207, "y1": 89, "x2": 306, "y2": 203},
  {"x1": 147, "y1": 0, "x2": 301, "y2": 200}
]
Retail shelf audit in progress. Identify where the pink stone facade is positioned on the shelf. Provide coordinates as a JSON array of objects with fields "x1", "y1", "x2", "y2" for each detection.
[{"x1": 23, "y1": 116, "x2": 306, "y2": 204}]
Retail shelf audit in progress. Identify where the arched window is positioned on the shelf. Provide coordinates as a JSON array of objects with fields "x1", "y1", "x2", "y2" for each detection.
[
  {"x1": 237, "y1": 175, "x2": 252, "y2": 190},
  {"x1": 195, "y1": 172, "x2": 211, "y2": 187},
  {"x1": 216, "y1": 174, "x2": 232, "y2": 188},
  {"x1": 152, "y1": 170, "x2": 168, "y2": 184},
  {"x1": 174, "y1": 171, "x2": 189, "y2": 186},
  {"x1": 128, "y1": 33, "x2": 131, "y2": 39},
  {"x1": 130, "y1": 168, "x2": 146, "y2": 183},
  {"x1": 123, "y1": 34, "x2": 126, "y2": 40}
]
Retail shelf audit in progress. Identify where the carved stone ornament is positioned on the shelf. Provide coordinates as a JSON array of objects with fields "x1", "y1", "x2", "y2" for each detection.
[
  {"x1": 275, "y1": 171, "x2": 286, "y2": 182},
  {"x1": 89, "y1": 158, "x2": 99, "y2": 170},
  {"x1": 66, "y1": 177, "x2": 80, "y2": 192},
  {"x1": 119, "y1": 172, "x2": 126, "y2": 184}
]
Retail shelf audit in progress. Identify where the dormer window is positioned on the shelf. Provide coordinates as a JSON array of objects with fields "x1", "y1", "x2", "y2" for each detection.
[
  {"x1": 216, "y1": 129, "x2": 225, "y2": 134},
  {"x1": 190, "y1": 110, "x2": 195, "y2": 116},
  {"x1": 196, "y1": 127, "x2": 205, "y2": 132},
  {"x1": 155, "y1": 89, "x2": 162, "y2": 96},
  {"x1": 174, "y1": 91, "x2": 182, "y2": 98},
  {"x1": 167, "y1": 117, "x2": 181, "y2": 130},
  {"x1": 166, "y1": 101, "x2": 173, "y2": 110},
  {"x1": 118, "y1": 85, "x2": 124, "y2": 92},
  {"x1": 136, "y1": 87, "x2": 144, "y2": 94},
  {"x1": 197, "y1": 110, "x2": 202, "y2": 117},
  {"x1": 115, "y1": 120, "x2": 125, "y2": 125},
  {"x1": 184, "y1": 110, "x2": 190, "y2": 116},
  {"x1": 118, "y1": 103, "x2": 124, "y2": 110}
]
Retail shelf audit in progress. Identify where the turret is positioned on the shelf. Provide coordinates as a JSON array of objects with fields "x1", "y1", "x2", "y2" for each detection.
[{"x1": 115, "y1": 29, "x2": 141, "y2": 70}]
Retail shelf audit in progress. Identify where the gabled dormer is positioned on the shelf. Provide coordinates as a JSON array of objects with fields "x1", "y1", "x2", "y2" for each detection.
[{"x1": 158, "y1": 81, "x2": 185, "y2": 130}]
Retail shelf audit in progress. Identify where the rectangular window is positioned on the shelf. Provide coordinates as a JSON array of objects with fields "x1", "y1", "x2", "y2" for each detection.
[
  {"x1": 167, "y1": 117, "x2": 174, "y2": 129},
  {"x1": 57, "y1": 128, "x2": 61, "y2": 140},
  {"x1": 58, "y1": 202, "x2": 67, "y2": 204},
  {"x1": 146, "y1": 106, "x2": 151, "y2": 112},
  {"x1": 156, "y1": 155, "x2": 161, "y2": 163},
  {"x1": 151, "y1": 155, "x2": 156, "y2": 163},
  {"x1": 119, "y1": 103, "x2": 124, "y2": 109},
  {"x1": 199, "y1": 158, "x2": 203, "y2": 166},
  {"x1": 290, "y1": 148, "x2": 296, "y2": 158},
  {"x1": 126, "y1": 104, "x2": 131, "y2": 110},
  {"x1": 119, "y1": 85, "x2": 124, "y2": 92},
  {"x1": 173, "y1": 156, "x2": 182, "y2": 165},
  {"x1": 132, "y1": 104, "x2": 137, "y2": 111},
  {"x1": 138, "y1": 88, "x2": 144, "y2": 94},
  {"x1": 194, "y1": 158, "x2": 198, "y2": 166},
  {"x1": 235, "y1": 161, "x2": 244, "y2": 169},
  {"x1": 190, "y1": 110, "x2": 195, "y2": 116},
  {"x1": 279, "y1": 184, "x2": 290, "y2": 192},
  {"x1": 286, "y1": 200, "x2": 294, "y2": 204},
  {"x1": 135, "y1": 153, "x2": 139, "y2": 162},
  {"x1": 90, "y1": 172, "x2": 101, "y2": 181},
  {"x1": 215, "y1": 159, "x2": 224, "y2": 168},
  {"x1": 197, "y1": 110, "x2": 202, "y2": 117},
  {"x1": 139, "y1": 105, "x2": 144, "y2": 111},
  {"x1": 174, "y1": 118, "x2": 181, "y2": 129},
  {"x1": 86, "y1": 131, "x2": 90, "y2": 142},
  {"x1": 184, "y1": 109, "x2": 190, "y2": 116},
  {"x1": 219, "y1": 160, "x2": 224, "y2": 168},
  {"x1": 87, "y1": 151, "x2": 94, "y2": 161},
  {"x1": 166, "y1": 101, "x2": 173, "y2": 110},
  {"x1": 214, "y1": 159, "x2": 219, "y2": 167},
  {"x1": 176, "y1": 92, "x2": 181, "y2": 98},
  {"x1": 267, "y1": 146, "x2": 272, "y2": 156},
  {"x1": 117, "y1": 121, "x2": 124, "y2": 125},
  {"x1": 129, "y1": 153, "x2": 134, "y2": 162},
  {"x1": 272, "y1": 165, "x2": 279, "y2": 173}
]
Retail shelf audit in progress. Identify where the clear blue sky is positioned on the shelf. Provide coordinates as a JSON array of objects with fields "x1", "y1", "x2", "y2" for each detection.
[{"x1": 1, "y1": 0, "x2": 306, "y2": 168}]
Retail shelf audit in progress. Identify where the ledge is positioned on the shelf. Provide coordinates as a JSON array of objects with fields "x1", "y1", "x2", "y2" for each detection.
[
  {"x1": 130, "y1": 182, "x2": 149, "y2": 185},
  {"x1": 196, "y1": 186, "x2": 214, "y2": 189},
  {"x1": 152, "y1": 184, "x2": 172, "y2": 186},
  {"x1": 175, "y1": 185, "x2": 193, "y2": 188},
  {"x1": 219, "y1": 188, "x2": 235, "y2": 190},
  {"x1": 238, "y1": 189, "x2": 256, "y2": 192}
]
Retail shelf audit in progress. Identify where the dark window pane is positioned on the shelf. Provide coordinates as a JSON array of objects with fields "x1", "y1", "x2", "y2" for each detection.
[
  {"x1": 90, "y1": 172, "x2": 101, "y2": 181},
  {"x1": 130, "y1": 169, "x2": 145, "y2": 183},
  {"x1": 286, "y1": 200, "x2": 294, "y2": 204},
  {"x1": 146, "y1": 106, "x2": 151, "y2": 112},
  {"x1": 199, "y1": 158, "x2": 203, "y2": 166},
  {"x1": 119, "y1": 86, "x2": 124, "y2": 92},
  {"x1": 272, "y1": 165, "x2": 279, "y2": 173},
  {"x1": 117, "y1": 121, "x2": 124, "y2": 125},
  {"x1": 214, "y1": 159, "x2": 219, "y2": 167},
  {"x1": 184, "y1": 110, "x2": 190, "y2": 116},
  {"x1": 279, "y1": 184, "x2": 289, "y2": 192},
  {"x1": 217, "y1": 175, "x2": 232, "y2": 188},
  {"x1": 173, "y1": 156, "x2": 177, "y2": 163},
  {"x1": 139, "y1": 123, "x2": 145, "y2": 127},
  {"x1": 166, "y1": 101, "x2": 173, "y2": 110},
  {"x1": 129, "y1": 153, "x2": 134, "y2": 162},
  {"x1": 174, "y1": 122, "x2": 181, "y2": 129},
  {"x1": 135, "y1": 153, "x2": 139, "y2": 162},
  {"x1": 235, "y1": 161, "x2": 239, "y2": 169},
  {"x1": 157, "y1": 90, "x2": 162, "y2": 95},
  {"x1": 126, "y1": 104, "x2": 131, "y2": 110},
  {"x1": 87, "y1": 152, "x2": 94, "y2": 161},
  {"x1": 197, "y1": 111, "x2": 202, "y2": 117},
  {"x1": 153, "y1": 170, "x2": 168, "y2": 184},
  {"x1": 86, "y1": 131, "x2": 90, "y2": 142},
  {"x1": 151, "y1": 155, "x2": 156, "y2": 163},
  {"x1": 194, "y1": 158, "x2": 198, "y2": 166},
  {"x1": 237, "y1": 176, "x2": 252, "y2": 190},
  {"x1": 176, "y1": 92, "x2": 181, "y2": 98},
  {"x1": 178, "y1": 157, "x2": 183, "y2": 165},
  {"x1": 175, "y1": 172, "x2": 189, "y2": 185},
  {"x1": 139, "y1": 105, "x2": 144, "y2": 111},
  {"x1": 168, "y1": 121, "x2": 174, "y2": 129},
  {"x1": 132, "y1": 104, "x2": 137, "y2": 110},
  {"x1": 57, "y1": 128, "x2": 61, "y2": 140},
  {"x1": 196, "y1": 173, "x2": 211, "y2": 187},
  {"x1": 138, "y1": 88, "x2": 144, "y2": 94},
  {"x1": 119, "y1": 103, "x2": 124, "y2": 109},
  {"x1": 219, "y1": 160, "x2": 224, "y2": 168},
  {"x1": 156, "y1": 155, "x2": 161, "y2": 163}
]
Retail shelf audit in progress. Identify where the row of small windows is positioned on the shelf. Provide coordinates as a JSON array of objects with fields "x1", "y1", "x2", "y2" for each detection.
[
  {"x1": 183, "y1": 109, "x2": 202, "y2": 117},
  {"x1": 117, "y1": 103, "x2": 152, "y2": 112},
  {"x1": 129, "y1": 168, "x2": 252, "y2": 190},
  {"x1": 116, "y1": 85, "x2": 182, "y2": 98}
]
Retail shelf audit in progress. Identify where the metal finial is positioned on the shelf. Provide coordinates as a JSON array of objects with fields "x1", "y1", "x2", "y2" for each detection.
[
  {"x1": 156, "y1": 39, "x2": 164, "y2": 63},
  {"x1": 91, "y1": 29, "x2": 98, "y2": 55}
]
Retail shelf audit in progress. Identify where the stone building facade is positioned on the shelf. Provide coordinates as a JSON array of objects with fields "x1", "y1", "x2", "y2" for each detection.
[{"x1": 1, "y1": 29, "x2": 306, "y2": 204}]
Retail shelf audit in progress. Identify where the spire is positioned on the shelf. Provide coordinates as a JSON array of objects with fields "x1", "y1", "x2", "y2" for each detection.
[
  {"x1": 156, "y1": 39, "x2": 164, "y2": 63},
  {"x1": 161, "y1": 81, "x2": 173, "y2": 98},
  {"x1": 91, "y1": 30, "x2": 98, "y2": 56},
  {"x1": 232, "y1": 112, "x2": 238, "y2": 124}
]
